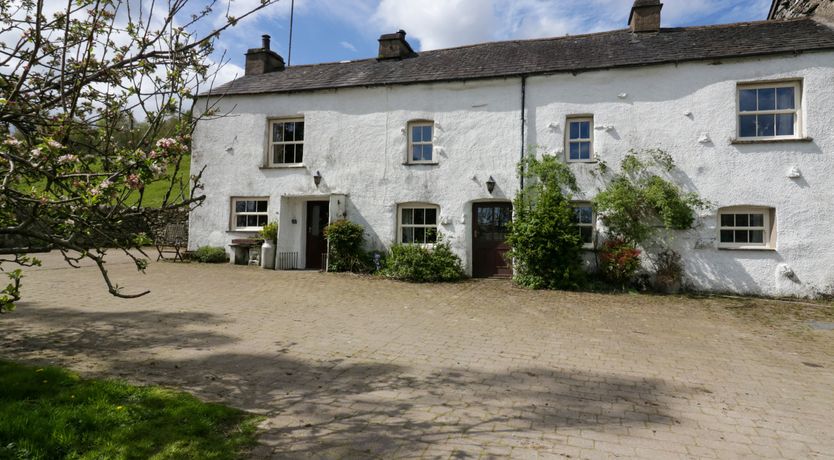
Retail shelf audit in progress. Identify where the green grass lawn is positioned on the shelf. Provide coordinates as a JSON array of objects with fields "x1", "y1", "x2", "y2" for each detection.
[{"x1": 0, "y1": 360, "x2": 261, "y2": 460}]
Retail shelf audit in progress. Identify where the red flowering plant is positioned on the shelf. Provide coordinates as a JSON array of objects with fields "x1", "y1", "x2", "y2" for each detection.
[{"x1": 599, "y1": 238, "x2": 642, "y2": 289}]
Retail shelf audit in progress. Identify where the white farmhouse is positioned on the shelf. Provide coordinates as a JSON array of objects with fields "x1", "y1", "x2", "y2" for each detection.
[{"x1": 190, "y1": 0, "x2": 834, "y2": 297}]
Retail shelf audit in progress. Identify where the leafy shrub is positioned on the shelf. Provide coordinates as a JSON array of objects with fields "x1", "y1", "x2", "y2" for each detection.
[
  {"x1": 507, "y1": 153, "x2": 586, "y2": 290},
  {"x1": 653, "y1": 249, "x2": 683, "y2": 293},
  {"x1": 599, "y1": 238, "x2": 641, "y2": 289},
  {"x1": 382, "y1": 241, "x2": 464, "y2": 282},
  {"x1": 324, "y1": 220, "x2": 370, "y2": 273},
  {"x1": 191, "y1": 246, "x2": 228, "y2": 263},
  {"x1": 258, "y1": 221, "x2": 278, "y2": 242}
]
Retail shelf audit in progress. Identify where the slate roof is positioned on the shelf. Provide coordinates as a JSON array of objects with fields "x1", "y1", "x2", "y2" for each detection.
[{"x1": 206, "y1": 18, "x2": 834, "y2": 97}]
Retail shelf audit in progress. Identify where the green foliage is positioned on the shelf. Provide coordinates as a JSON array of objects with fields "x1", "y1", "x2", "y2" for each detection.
[
  {"x1": 0, "y1": 256, "x2": 40, "y2": 314},
  {"x1": 593, "y1": 149, "x2": 709, "y2": 245},
  {"x1": 382, "y1": 241, "x2": 465, "y2": 282},
  {"x1": 599, "y1": 238, "x2": 642, "y2": 289},
  {"x1": 507, "y1": 153, "x2": 585, "y2": 290},
  {"x1": 258, "y1": 221, "x2": 279, "y2": 243},
  {"x1": 191, "y1": 246, "x2": 228, "y2": 264},
  {"x1": 0, "y1": 360, "x2": 261, "y2": 459},
  {"x1": 324, "y1": 220, "x2": 370, "y2": 273}
]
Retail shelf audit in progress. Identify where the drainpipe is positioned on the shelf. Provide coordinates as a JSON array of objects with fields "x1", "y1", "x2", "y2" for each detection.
[{"x1": 520, "y1": 75, "x2": 527, "y2": 190}]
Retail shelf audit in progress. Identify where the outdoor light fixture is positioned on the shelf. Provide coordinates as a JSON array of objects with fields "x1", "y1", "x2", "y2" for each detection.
[
  {"x1": 313, "y1": 170, "x2": 322, "y2": 187},
  {"x1": 486, "y1": 176, "x2": 496, "y2": 194}
]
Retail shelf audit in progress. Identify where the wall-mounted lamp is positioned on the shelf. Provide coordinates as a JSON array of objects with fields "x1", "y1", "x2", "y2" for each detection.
[
  {"x1": 486, "y1": 176, "x2": 496, "y2": 194},
  {"x1": 313, "y1": 171, "x2": 322, "y2": 187}
]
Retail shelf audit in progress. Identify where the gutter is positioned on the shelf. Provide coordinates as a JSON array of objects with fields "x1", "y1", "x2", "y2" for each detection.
[{"x1": 520, "y1": 75, "x2": 527, "y2": 191}]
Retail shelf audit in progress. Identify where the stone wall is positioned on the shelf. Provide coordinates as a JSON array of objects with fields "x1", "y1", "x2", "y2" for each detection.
[{"x1": 770, "y1": 0, "x2": 834, "y2": 21}]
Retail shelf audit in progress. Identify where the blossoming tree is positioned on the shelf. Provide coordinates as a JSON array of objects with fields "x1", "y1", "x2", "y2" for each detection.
[{"x1": 0, "y1": 0, "x2": 278, "y2": 312}]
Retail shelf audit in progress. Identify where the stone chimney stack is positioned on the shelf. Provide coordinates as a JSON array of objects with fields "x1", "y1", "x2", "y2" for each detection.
[
  {"x1": 378, "y1": 30, "x2": 416, "y2": 60},
  {"x1": 629, "y1": 0, "x2": 663, "y2": 33},
  {"x1": 245, "y1": 34, "x2": 285, "y2": 76}
]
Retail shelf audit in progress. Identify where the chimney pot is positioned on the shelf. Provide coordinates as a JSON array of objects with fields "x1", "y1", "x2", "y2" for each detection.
[
  {"x1": 245, "y1": 34, "x2": 285, "y2": 75},
  {"x1": 378, "y1": 29, "x2": 416, "y2": 60},
  {"x1": 629, "y1": 0, "x2": 663, "y2": 33}
]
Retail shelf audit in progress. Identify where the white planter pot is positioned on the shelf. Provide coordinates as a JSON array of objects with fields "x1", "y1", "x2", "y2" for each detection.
[{"x1": 260, "y1": 240, "x2": 276, "y2": 269}]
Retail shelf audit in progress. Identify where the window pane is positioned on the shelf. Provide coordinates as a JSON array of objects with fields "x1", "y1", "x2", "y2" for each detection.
[
  {"x1": 579, "y1": 142, "x2": 591, "y2": 160},
  {"x1": 426, "y1": 228, "x2": 438, "y2": 244},
  {"x1": 578, "y1": 207, "x2": 593, "y2": 224},
  {"x1": 412, "y1": 126, "x2": 422, "y2": 142},
  {"x1": 236, "y1": 216, "x2": 246, "y2": 228},
  {"x1": 402, "y1": 209, "x2": 413, "y2": 225},
  {"x1": 402, "y1": 228, "x2": 413, "y2": 243},
  {"x1": 410, "y1": 144, "x2": 420, "y2": 162},
  {"x1": 257, "y1": 215, "x2": 267, "y2": 227},
  {"x1": 423, "y1": 145, "x2": 433, "y2": 162},
  {"x1": 273, "y1": 145, "x2": 284, "y2": 164},
  {"x1": 739, "y1": 115, "x2": 757, "y2": 138},
  {"x1": 720, "y1": 230, "x2": 734, "y2": 243},
  {"x1": 580, "y1": 226, "x2": 593, "y2": 244},
  {"x1": 776, "y1": 87, "x2": 795, "y2": 110},
  {"x1": 295, "y1": 144, "x2": 304, "y2": 163},
  {"x1": 580, "y1": 121, "x2": 590, "y2": 139},
  {"x1": 283, "y1": 144, "x2": 294, "y2": 163},
  {"x1": 569, "y1": 143, "x2": 580, "y2": 160},
  {"x1": 414, "y1": 208, "x2": 425, "y2": 225},
  {"x1": 257, "y1": 201, "x2": 268, "y2": 212},
  {"x1": 247, "y1": 215, "x2": 258, "y2": 227},
  {"x1": 245, "y1": 201, "x2": 256, "y2": 212},
  {"x1": 757, "y1": 88, "x2": 776, "y2": 111},
  {"x1": 284, "y1": 122, "x2": 296, "y2": 142},
  {"x1": 735, "y1": 230, "x2": 749, "y2": 243},
  {"x1": 295, "y1": 122, "x2": 304, "y2": 141},
  {"x1": 235, "y1": 201, "x2": 246, "y2": 213},
  {"x1": 750, "y1": 230, "x2": 764, "y2": 244},
  {"x1": 735, "y1": 214, "x2": 749, "y2": 227},
  {"x1": 757, "y1": 114, "x2": 775, "y2": 137},
  {"x1": 422, "y1": 126, "x2": 432, "y2": 143},
  {"x1": 749, "y1": 214, "x2": 764, "y2": 227},
  {"x1": 414, "y1": 227, "x2": 425, "y2": 243},
  {"x1": 739, "y1": 89, "x2": 757, "y2": 112},
  {"x1": 425, "y1": 208, "x2": 437, "y2": 225},
  {"x1": 569, "y1": 122, "x2": 580, "y2": 140},
  {"x1": 273, "y1": 123, "x2": 284, "y2": 142},
  {"x1": 720, "y1": 214, "x2": 734, "y2": 227},
  {"x1": 776, "y1": 114, "x2": 794, "y2": 136}
]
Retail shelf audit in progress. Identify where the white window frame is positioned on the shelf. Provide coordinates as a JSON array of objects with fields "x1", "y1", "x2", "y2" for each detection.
[
  {"x1": 397, "y1": 203, "x2": 440, "y2": 245},
  {"x1": 736, "y1": 81, "x2": 801, "y2": 141},
  {"x1": 407, "y1": 121, "x2": 435, "y2": 164},
  {"x1": 231, "y1": 197, "x2": 269, "y2": 231},
  {"x1": 565, "y1": 116, "x2": 595, "y2": 163},
  {"x1": 717, "y1": 206, "x2": 774, "y2": 250},
  {"x1": 268, "y1": 118, "x2": 305, "y2": 166},
  {"x1": 572, "y1": 202, "x2": 596, "y2": 249}
]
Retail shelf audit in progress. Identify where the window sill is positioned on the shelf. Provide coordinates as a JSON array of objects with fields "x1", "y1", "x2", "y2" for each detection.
[
  {"x1": 567, "y1": 160, "x2": 598, "y2": 164},
  {"x1": 402, "y1": 162, "x2": 439, "y2": 166},
  {"x1": 227, "y1": 230, "x2": 261, "y2": 234},
  {"x1": 717, "y1": 246, "x2": 776, "y2": 251},
  {"x1": 260, "y1": 164, "x2": 306, "y2": 169},
  {"x1": 730, "y1": 137, "x2": 813, "y2": 145}
]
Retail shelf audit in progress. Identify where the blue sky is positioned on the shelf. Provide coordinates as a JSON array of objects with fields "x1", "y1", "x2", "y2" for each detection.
[{"x1": 210, "y1": 0, "x2": 772, "y2": 82}]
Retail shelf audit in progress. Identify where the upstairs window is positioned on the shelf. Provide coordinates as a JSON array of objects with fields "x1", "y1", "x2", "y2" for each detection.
[
  {"x1": 232, "y1": 198, "x2": 268, "y2": 231},
  {"x1": 566, "y1": 117, "x2": 593, "y2": 162},
  {"x1": 738, "y1": 82, "x2": 800, "y2": 139},
  {"x1": 718, "y1": 207, "x2": 774, "y2": 250},
  {"x1": 572, "y1": 204, "x2": 595, "y2": 248},
  {"x1": 398, "y1": 204, "x2": 438, "y2": 244},
  {"x1": 270, "y1": 119, "x2": 304, "y2": 165},
  {"x1": 408, "y1": 122, "x2": 434, "y2": 164}
]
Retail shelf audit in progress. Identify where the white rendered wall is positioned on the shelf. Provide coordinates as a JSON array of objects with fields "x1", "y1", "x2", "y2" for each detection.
[{"x1": 190, "y1": 51, "x2": 834, "y2": 297}]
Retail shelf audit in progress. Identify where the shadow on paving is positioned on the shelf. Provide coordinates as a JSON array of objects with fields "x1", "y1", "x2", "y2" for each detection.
[{"x1": 150, "y1": 353, "x2": 687, "y2": 458}]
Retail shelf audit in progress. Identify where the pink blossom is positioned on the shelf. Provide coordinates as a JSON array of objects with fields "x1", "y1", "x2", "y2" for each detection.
[
  {"x1": 57, "y1": 154, "x2": 77, "y2": 164},
  {"x1": 125, "y1": 174, "x2": 142, "y2": 189},
  {"x1": 4, "y1": 137, "x2": 20, "y2": 146},
  {"x1": 47, "y1": 140, "x2": 63, "y2": 149}
]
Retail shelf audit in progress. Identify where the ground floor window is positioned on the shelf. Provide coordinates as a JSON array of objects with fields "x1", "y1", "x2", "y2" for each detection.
[
  {"x1": 572, "y1": 203, "x2": 595, "y2": 248},
  {"x1": 399, "y1": 204, "x2": 438, "y2": 244},
  {"x1": 231, "y1": 198, "x2": 268, "y2": 231},
  {"x1": 718, "y1": 206, "x2": 774, "y2": 249}
]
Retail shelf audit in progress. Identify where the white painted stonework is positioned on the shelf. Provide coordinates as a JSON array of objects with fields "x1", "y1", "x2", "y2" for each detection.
[{"x1": 191, "y1": 51, "x2": 834, "y2": 297}]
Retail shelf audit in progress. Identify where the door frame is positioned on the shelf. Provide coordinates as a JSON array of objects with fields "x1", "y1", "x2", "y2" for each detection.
[
  {"x1": 304, "y1": 200, "x2": 330, "y2": 270},
  {"x1": 470, "y1": 200, "x2": 513, "y2": 278}
]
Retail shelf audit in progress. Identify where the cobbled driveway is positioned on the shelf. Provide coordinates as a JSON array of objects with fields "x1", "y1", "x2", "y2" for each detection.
[{"x1": 4, "y1": 251, "x2": 834, "y2": 459}]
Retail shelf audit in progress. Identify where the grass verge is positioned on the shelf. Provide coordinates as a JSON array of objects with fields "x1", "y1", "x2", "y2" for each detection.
[{"x1": 0, "y1": 360, "x2": 261, "y2": 460}]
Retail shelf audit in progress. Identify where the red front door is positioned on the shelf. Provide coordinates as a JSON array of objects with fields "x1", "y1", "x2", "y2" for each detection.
[
  {"x1": 305, "y1": 201, "x2": 329, "y2": 269},
  {"x1": 472, "y1": 203, "x2": 512, "y2": 278}
]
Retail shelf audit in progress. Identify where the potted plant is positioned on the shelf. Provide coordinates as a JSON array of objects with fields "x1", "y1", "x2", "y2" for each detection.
[{"x1": 258, "y1": 221, "x2": 278, "y2": 269}]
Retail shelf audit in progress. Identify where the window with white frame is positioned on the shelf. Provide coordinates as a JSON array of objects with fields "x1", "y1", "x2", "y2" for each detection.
[
  {"x1": 566, "y1": 117, "x2": 594, "y2": 162},
  {"x1": 572, "y1": 204, "x2": 595, "y2": 248},
  {"x1": 398, "y1": 204, "x2": 439, "y2": 244},
  {"x1": 718, "y1": 207, "x2": 774, "y2": 249},
  {"x1": 269, "y1": 119, "x2": 305, "y2": 165},
  {"x1": 231, "y1": 198, "x2": 269, "y2": 231},
  {"x1": 408, "y1": 121, "x2": 434, "y2": 164},
  {"x1": 737, "y1": 82, "x2": 800, "y2": 139}
]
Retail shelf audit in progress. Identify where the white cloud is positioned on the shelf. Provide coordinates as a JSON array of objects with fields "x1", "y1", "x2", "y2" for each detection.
[
  {"x1": 373, "y1": 0, "x2": 498, "y2": 50},
  {"x1": 340, "y1": 41, "x2": 357, "y2": 52}
]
